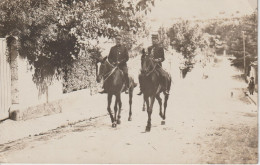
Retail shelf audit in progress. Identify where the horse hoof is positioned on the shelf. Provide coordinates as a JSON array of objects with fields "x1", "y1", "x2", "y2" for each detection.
[
  {"x1": 145, "y1": 126, "x2": 151, "y2": 132},
  {"x1": 117, "y1": 120, "x2": 121, "y2": 124},
  {"x1": 112, "y1": 123, "x2": 117, "y2": 128},
  {"x1": 161, "y1": 121, "x2": 165, "y2": 125},
  {"x1": 128, "y1": 117, "x2": 132, "y2": 121}
]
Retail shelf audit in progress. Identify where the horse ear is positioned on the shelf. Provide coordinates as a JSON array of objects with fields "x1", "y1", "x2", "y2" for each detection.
[
  {"x1": 141, "y1": 49, "x2": 146, "y2": 55},
  {"x1": 101, "y1": 56, "x2": 108, "y2": 63},
  {"x1": 90, "y1": 55, "x2": 102, "y2": 63}
]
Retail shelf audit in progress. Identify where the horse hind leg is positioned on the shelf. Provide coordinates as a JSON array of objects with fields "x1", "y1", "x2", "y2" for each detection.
[
  {"x1": 162, "y1": 76, "x2": 171, "y2": 125},
  {"x1": 128, "y1": 88, "x2": 133, "y2": 121},
  {"x1": 107, "y1": 94, "x2": 114, "y2": 124},
  {"x1": 155, "y1": 94, "x2": 163, "y2": 119},
  {"x1": 161, "y1": 93, "x2": 169, "y2": 125},
  {"x1": 117, "y1": 94, "x2": 122, "y2": 124}
]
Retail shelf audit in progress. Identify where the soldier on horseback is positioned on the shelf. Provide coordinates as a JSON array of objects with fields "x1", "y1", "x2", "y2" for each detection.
[
  {"x1": 99, "y1": 34, "x2": 129, "y2": 94},
  {"x1": 138, "y1": 33, "x2": 170, "y2": 95}
]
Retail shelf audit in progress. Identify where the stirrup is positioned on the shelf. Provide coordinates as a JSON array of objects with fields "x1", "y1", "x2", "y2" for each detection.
[
  {"x1": 164, "y1": 90, "x2": 170, "y2": 95},
  {"x1": 98, "y1": 89, "x2": 107, "y2": 94}
]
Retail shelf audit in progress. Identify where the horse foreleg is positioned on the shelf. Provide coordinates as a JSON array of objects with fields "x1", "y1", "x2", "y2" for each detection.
[
  {"x1": 107, "y1": 94, "x2": 114, "y2": 124},
  {"x1": 146, "y1": 96, "x2": 155, "y2": 132},
  {"x1": 144, "y1": 95, "x2": 149, "y2": 130},
  {"x1": 144, "y1": 95, "x2": 149, "y2": 112},
  {"x1": 128, "y1": 89, "x2": 133, "y2": 121},
  {"x1": 113, "y1": 94, "x2": 118, "y2": 127},
  {"x1": 117, "y1": 94, "x2": 122, "y2": 124},
  {"x1": 156, "y1": 94, "x2": 163, "y2": 119}
]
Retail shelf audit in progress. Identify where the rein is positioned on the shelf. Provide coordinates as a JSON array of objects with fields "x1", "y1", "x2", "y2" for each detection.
[
  {"x1": 103, "y1": 67, "x2": 117, "y2": 83},
  {"x1": 145, "y1": 63, "x2": 157, "y2": 76},
  {"x1": 102, "y1": 59, "x2": 123, "y2": 83},
  {"x1": 144, "y1": 58, "x2": 160, "y2": 76}
]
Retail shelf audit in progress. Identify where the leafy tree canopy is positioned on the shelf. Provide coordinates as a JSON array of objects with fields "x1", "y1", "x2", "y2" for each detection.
[{"x1": 0, "y1": 0, "x2": 154, "y2": 91}]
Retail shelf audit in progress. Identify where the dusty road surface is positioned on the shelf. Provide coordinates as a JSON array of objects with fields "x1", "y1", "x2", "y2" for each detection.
[{"x1": 0, "y1": 55, "x2": 257, "y2": 164}]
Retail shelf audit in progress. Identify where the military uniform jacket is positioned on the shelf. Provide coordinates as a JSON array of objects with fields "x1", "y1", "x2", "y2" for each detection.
[
  {"x1": 108, "y1": 44, "x2": 129, "y2": 67},
  {"x1": 148, "y1": 44, "x2": 165, "y2": 66}
]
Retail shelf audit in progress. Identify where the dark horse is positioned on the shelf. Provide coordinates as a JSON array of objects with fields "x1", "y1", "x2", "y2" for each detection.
[
  {"x1": 141, "y1": 53, "x2": 171, "y2": 132},
  {"x1": 94, "y1": 56, "x2": 136, "y2": 128}
]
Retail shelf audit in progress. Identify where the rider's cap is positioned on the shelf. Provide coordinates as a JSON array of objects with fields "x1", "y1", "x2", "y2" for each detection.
[
  {"x1": 115, "y1": 34, "x2": 122, "y2": 39},
  {"x1": 151, "y1": 34, "x2": 159, "y2": 39}
]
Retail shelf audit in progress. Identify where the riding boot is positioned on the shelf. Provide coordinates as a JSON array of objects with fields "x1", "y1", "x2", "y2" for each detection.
[
  {"x1": 137, "y1": 91, "x2": 143, "y2": 95},
  {"x1": 165, "y1": 84, "x2": 170, "y2": 95},
  {"x1": 137, "y1": 83, "x2": 143, "y2": 95},
  {"x1": 164, "y1": 76, "x2": 170, "y2": 95},
  {"x1": 98, "y1": 84, "x2": 107, "y2": 94}
]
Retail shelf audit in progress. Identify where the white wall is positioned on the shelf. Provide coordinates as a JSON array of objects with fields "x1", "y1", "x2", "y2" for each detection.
[{"x1": 17, "y1": 56, "x2": 63, "y2": 110}]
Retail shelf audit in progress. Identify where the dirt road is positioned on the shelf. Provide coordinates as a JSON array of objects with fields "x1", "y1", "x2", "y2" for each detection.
[{"x1": 0, "y1": 55, "x2": 257, "y2": 163}]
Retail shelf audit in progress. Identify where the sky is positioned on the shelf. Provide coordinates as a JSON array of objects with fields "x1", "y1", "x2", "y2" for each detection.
[{"x1": 147, "y1": 0, "x2": 257, "y2": 30}]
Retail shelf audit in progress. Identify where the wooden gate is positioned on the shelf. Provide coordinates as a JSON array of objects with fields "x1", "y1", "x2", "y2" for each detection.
[{"x1": 0, "y1": 38, "x2": 11, "y2": 120}]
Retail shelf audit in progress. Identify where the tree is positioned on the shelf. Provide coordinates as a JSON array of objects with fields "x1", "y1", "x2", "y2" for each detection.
[{"x1": 167, "y1": 20, "x2": 202, "y2": 64}]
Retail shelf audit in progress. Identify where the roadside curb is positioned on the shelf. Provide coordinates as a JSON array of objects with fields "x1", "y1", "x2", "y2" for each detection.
[
  {"x1": 243, "y1": 90, "x2": 258, "y2": 106},
  {"x1": 0, "y1": 88, "x2": 109, "y2": 145},
  {"x1": 247, "y1": 93, "x2": 258, "y2": 106}
]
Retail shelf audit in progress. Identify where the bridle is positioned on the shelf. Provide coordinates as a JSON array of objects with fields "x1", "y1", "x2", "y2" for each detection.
[{"x1": 143, "y1": 57, "x2": 159, "y2": 76}]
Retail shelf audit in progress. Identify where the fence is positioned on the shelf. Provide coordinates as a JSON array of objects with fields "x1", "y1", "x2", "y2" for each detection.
[{"x1": 0, "y1": 38, "x2": 11, "y2": 120}]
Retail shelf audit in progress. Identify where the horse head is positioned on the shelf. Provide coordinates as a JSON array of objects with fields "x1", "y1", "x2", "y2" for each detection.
[
  {"x1": 141, "y1": 52, "x2": 156, "y2": 75},
  {"x1": 96, "y1": 56, "x2": 108, "y2": 83}
]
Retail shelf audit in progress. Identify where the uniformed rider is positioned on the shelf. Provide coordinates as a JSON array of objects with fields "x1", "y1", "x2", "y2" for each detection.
[
  {"x1": 99, "y1": 34, "x2": 129, "y2": 94},
  {"x1": 137, "y1": 34, "x2": 170, "y2": 95}
]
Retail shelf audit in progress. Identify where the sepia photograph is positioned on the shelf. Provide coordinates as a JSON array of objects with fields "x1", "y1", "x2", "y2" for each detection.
[{"x1": 0, "y1": 0, "x2": 258, "y2": 164}]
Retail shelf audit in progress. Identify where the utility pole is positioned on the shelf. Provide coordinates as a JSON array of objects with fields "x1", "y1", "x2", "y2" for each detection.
[{"x1": 242, "y1": 31, "x2": 246, "y2": 79}]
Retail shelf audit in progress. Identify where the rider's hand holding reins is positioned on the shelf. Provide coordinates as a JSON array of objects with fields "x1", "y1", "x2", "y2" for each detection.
[
  {"x1": 153, "y1": 58, "x2": 162, "y2": 63},
  {"x1": 114, "y1": 60, "x2": 124, "y2": 67}
]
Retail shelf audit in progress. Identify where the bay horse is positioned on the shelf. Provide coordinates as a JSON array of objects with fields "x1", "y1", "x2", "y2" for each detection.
[
  {"x1": 140, "y1": 53, "x2": 171, "y2": 132},
  {"x1": 94, "y1": 56, "x2": 136, "y2": 128}
]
